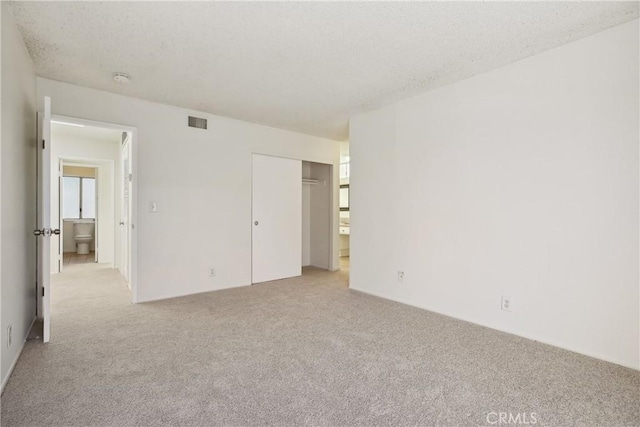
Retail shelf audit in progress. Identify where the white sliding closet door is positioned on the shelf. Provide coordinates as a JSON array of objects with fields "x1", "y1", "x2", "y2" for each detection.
[{"x1": 252, "y1": 154, "x2": 302, "y2": 283}]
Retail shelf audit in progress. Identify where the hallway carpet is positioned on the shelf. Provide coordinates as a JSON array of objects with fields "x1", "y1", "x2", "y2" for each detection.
[{"x1": 1, "y1": 264, "x2": 638, "y2": 427}]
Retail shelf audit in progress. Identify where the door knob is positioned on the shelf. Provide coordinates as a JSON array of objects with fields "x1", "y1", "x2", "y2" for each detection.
[
  {"x1": 33, "y1": 228, "x2": 44, "y2": 236},
  {"x1": 119, "y1": 222, "x2": 125, "y2": 225},
  {"x1": 254, "y1": 221, "x2": 259, "y2": 226},
  {"x1": 51, "y1": 228, "x2": 60, "y2": 235}
]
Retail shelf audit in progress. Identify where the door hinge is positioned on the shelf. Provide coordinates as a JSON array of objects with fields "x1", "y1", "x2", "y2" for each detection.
[
  {"x1": 42, "y1": 139, "x2": 45, "y2": 149},
  {"x1": 42, "y1": 287, "x2": 45, "y2": 297}
]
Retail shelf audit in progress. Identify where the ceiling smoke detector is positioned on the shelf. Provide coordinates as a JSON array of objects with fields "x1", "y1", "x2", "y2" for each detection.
[{"x1": 113, "y1": 72, "x2": 131, "y2": 83}]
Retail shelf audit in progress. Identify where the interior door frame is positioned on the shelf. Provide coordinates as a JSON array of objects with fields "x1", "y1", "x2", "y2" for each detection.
[
  {"x1": 51, "y1": 114, "x2": 139, "y2": 303},
  {"x1": 58, "y1": 160, "x2": 102, "y2": 269}
]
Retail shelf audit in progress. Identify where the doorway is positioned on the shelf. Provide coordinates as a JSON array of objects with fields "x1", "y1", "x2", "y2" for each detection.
[
  {"x1": 51, "y1": 123, "x2": 120, "y2": 276},
  {"x1": 339, "y1": 141, "x2": 350, "y2": 279},
  {"x1": 49, "y1": 117, "x2": 135, "y2": 285},
  {"x1": 302, "y1": 160, "x2": 332, "y2": 271},
  {"x1": 36, "y1": 100, "x2": 138, "y2": 343},
  {"x1": 59, "y1": 162, "x2": 99, "y2": 269}
]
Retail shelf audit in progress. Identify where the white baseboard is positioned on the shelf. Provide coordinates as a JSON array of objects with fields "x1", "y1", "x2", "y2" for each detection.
[
  {"x1": 1, "y1": 317, "x2": 36, "y2": 394},
  {"x1": 349, "y1": 286, "x2": 639, "y2": 371},
  {"x1": 137, "y1": 282, "x2": 251, "y2": 304}
]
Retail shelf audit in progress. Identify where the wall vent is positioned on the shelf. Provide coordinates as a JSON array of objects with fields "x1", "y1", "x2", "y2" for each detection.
[{"x1": 188, "y1": 116, "x2": 208, "y2": 130}]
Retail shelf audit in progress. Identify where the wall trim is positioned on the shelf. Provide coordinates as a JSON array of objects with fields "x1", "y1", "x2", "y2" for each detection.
[
  {"x1": 1, "y1": 317, "x2": 36, "y2": 394},
  {"x1": 137, "y1": 282, "x2": 251, "y2": 304},
  {"x1": 349, "y1": 286, "x2": 640, "y2": 371}
]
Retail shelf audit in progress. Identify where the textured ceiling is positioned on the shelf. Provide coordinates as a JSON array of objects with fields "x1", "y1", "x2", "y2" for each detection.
[{"x1": 10, "y1": 1, "x2": 639, "y2": 140}]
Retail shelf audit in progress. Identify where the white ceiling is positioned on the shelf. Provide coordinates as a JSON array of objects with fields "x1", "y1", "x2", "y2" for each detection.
[
  {"x1": 10, "y1": 1, "x2": 638, "y2": 140},
  {"x1": 52, "y1": 122, "x2": 122, "y2": 145}
]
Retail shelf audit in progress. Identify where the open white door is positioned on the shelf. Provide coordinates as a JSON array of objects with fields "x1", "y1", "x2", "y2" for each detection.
[
  {"x1": 120, "y1": 135, "x2": 131, "y2": 283},
  {"x1": 252, "y1": 154, "x2": 302, "y2": 283},
  {"x1": 37, "y1": 96, "x2": 54, "y2": 343},
  {"x1": 37, "y1": 96, "x2": 53, "y2": 341},
  {"x1": 57, "y1": 159, "x2": 63, "y2": 273}
]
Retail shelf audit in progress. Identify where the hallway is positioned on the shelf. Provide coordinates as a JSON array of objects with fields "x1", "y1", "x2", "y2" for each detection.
[{"x1": 62, "y1": 251, "x2": 97, "y2": 266}]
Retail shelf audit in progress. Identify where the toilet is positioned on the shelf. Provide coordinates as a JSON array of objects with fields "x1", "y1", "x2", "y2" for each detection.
[{"x1": 73, "y1": 222, "x2": 93, "y2": 255}]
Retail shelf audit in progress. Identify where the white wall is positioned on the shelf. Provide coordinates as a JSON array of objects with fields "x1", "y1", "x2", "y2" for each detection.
[
  {"x1": 38, "y1": 78, "x2": 340, "y2": 302},
  {"x1": 1, "y1": 3, "x2": 37, "y2": 389},
  {"x1": 350, "y1": 20, "x2": 640, "y2": 369},
  {"x1": 51, "y1": 131, "x2": 120, "y2": 268}
]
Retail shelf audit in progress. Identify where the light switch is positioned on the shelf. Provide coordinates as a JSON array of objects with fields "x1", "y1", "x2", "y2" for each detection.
[{"x1": 150, "y1": 201, "x2": 158, "y2": 213}]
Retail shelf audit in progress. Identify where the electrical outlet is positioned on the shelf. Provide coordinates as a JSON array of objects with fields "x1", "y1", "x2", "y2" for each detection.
[
  {"x1": 7, "y1": 325, "x2": 12, "y2": 348},
  {"x1": 501, "y1": 296, "x2": 512, "y2": 312},
  {"x1": 398, "y1": 271, "x2": 405, "y2": 283},
  {"x1": 209, "y1": 268, "x2": 216, "y2": 277}
]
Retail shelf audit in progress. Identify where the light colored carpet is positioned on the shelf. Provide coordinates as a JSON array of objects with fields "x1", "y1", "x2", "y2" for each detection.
[{"x1": 1, "y1": 263, "x2": 638, "y2": 427}]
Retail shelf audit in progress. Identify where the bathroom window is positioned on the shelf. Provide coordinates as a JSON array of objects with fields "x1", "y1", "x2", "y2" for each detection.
[
  {"x1": 340, "y1": 162, "x2": 350, "y2": 179},
  {"x1": 63, "y1": 177, "x2": 96, "y2": 219}
]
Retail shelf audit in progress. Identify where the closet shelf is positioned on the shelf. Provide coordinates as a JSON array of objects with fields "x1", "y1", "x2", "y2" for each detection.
[{"x1": 302, "y1": 178, "x2": 323, "y2": 186}]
